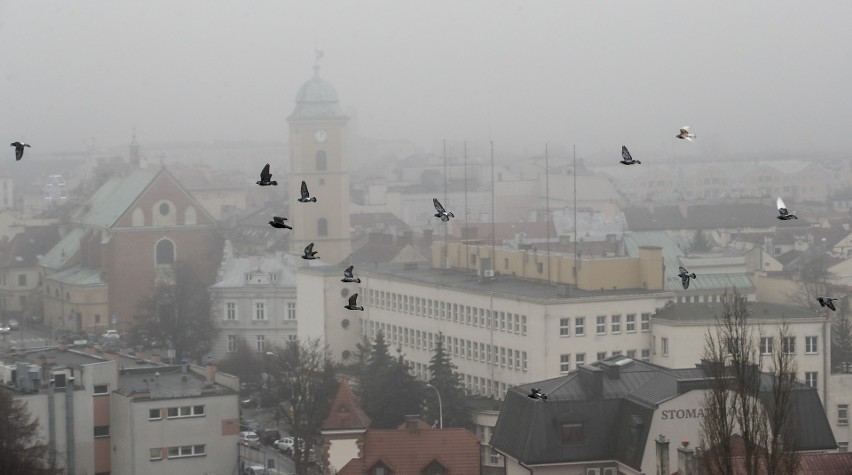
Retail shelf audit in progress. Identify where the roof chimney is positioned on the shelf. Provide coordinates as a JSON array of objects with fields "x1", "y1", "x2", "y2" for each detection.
[
  {"x1": 578, "y1": 364, "x2": 603, "y2": 399},
  {"x1": 205, "y1": 360, "x2": 217, "y2": 382},
  {"x1": 655, "y1": 435, "x2": 670, "y2": 475}
]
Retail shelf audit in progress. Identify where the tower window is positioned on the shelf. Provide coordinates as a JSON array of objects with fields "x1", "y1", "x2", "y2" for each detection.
[
  {"x1": 318, "y1": 218, "x2": 328, "y2": 236},
  {"x1": 155, "y1": 239, "x2": 175, "y2": 266},
  {"x1": 315, "y1": 151, "x2": 327, "y2": 171}
]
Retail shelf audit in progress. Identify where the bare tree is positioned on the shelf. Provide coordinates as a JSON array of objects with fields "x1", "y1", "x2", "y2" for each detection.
[
  {"x1": 264, "y1": 338, "x2": 338, "y2": 475},
  {"x1": 699, "y1": 290, "x2": 800, "y2": 475}
]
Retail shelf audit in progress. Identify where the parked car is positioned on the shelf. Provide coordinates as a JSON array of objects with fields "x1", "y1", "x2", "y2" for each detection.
[
  {"x1": 239, "y1": 431, "x2": 260, "y2": 447},
  {"x1": 0, "y1": 324, "x2": 10, "y2": 335},
  {"x1": 239, "y1": 419, "x2": 262, "y2": 433},
  {"x1": 102, "y1": 329, "x2": 120, "y2": 339},
  {"x1": 274, "y1": 437, "x2": 294, "y2": 454},
  {"x1": 241, "y1": 391, "x2": 276, "y2": 408},
  {"x1": 7, "y1": 319, "x2": 19, "y2": 330},
  {"x1": 259, "y1": 429, "x2": 281, "y2": 447}
]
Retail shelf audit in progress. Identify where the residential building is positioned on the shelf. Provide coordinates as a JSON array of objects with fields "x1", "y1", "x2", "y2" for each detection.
[
  {"x1": 827, "y1": 373, "x2": 852, "y2": 453},
  {"x1": 320, "y1": 378, "x2": 371, "y2": 474},
  {"x1": 0, "y1": 225, "x2": 60, "y2": 320},
  {"x1": 490, "y1": 356, "x2": 837, "y2": 475},
  {"x1": 335, "y1": 415, "x2": 480, "y2": 475},
  {"x1": 208, "y1": 241, "x2": 300, "y2": 359}
]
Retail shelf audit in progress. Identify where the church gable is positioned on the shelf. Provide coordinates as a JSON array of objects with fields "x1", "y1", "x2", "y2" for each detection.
[{"x1": 114, "y1": 168, "x2": 216, "y2": 228}]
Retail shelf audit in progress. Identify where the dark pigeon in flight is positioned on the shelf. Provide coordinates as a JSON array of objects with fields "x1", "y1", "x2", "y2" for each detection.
[
  {"x1": 676, "y1": 126, "x2": 695, "y2": 141},
  {"x1": 817, "y1": 297, "x2": 837, "y2": 311},
  {"x1": 301, "y1": 243, "x2": 319, "y2": 260},
  {"x1": 344, "y1": 293, "x2": 364, "y2": 311},
  {"x1": 268, "y1": 216, "x2": 292, "y2": 230},
  {"x1": 620, "y1": 146, "x2": 641, "y2": 165},
  {"x1": 433, "y1": 198, "x2": 454, "y2": 222},
  {"x1": 776, "y1": 197, "x2": 797, "y2": 220},
  {"x1": 342, "y1": 265, "x2": 361, "y2": 283},
  {"x1": 678, "y1": 266, "x2": 697, "y2": 290},
  {"x1": 257, "y1": 163, "x2": 278, "y2": 186},
  {"x1": 527, "y1": 388, "x2": 547, "y2": 401},
  {"x1": 298, "y1": 180, "x2": 317, "y2": 203},
  {"x1": 10, "y1": 142, "x2": 30, "y2": 161}
]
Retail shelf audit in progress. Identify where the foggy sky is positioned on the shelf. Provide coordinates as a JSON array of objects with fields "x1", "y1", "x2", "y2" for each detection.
[{"x1": 3, "y1": 1, "x2": 852, "y2": 162}]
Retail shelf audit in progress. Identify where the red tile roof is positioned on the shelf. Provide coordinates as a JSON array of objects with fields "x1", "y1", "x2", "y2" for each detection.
[
  {"x1": 336, "y1": 417, "x2": 480, "y2": 475},
  {"x1": 321, "y1": 379, "x2": 371, "y2": 431}
]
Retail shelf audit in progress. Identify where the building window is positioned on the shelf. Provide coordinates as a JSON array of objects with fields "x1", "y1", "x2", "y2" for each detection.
[
  {"x1": 166, "y1": 405, "x2": 205, "y2": 419},
  {"x1": 626, "y1": 314, "x2": 636, "y2": 333},
  {"x1": 805, "y1": 372, "x2": 817, "y2": 388},
  {"x1": 560, "y1": 423, "x2": 584, "y2": 446},
  {"x1": 150, "y1": 448, "x2": 163, "y2": 460},
  {"x1": 226, "y1": 302, "x2": 236, "y2": 320},
  {"x1": 596, "y1": 316, "x2": 606, "y2": 335},
  {"x1": 575, "y1": 317, "x2": 585, "y2": 336},
  {"x1": 93, "y1": 384, "x2": 109, "y2": 395},
  {"x1": 782, "y1": 336, "x2": 796, "y2": 354},
  {"x1": 227, "y1": 335, "x2": 237, "y2": 353},
  {"x1": 537, "y1": 262, "x2": 543, "y2": 273},
  {"x1": 839, "y1": 442, "x2": 849, "y2": 452},
  {"x1": 641, "y1": 313, "x2": 651, "y2": 332},
  {"x1": 254, "y1": 301, "x2": 266, "y2": 320},
  {"x1": 662, "y1": 337, "x2": 669, "y2": 356},
  {"x1": 167, "y1": 445, "x2": 206, "y2": 458},
  {"x1": 576, "y1": 353, "x2": 585, "y2": 366},
  {"x1": 559, "y1": 318, "x2": 570, "y2": 337},
  {"x1": 318, "y1": 218, "x2": 328, "y2": 236},
  {"x1": 256, "y1": 335, "x2": 265, "y2": 352},
  {"x1": 560, "y1": 354, "x2": 570, "y2": 373},
  {"x1": 149, "y1": 409, "x2": 161, "y2": 420},
  {"x1": 94, "y1": 425, "x2": 110, "y2": 438},
  {"x1": 159, "y1": 202, "x2": 170, "y2": 216},
  {"x1": 839, "y1": 404, "x2": 849, "y2": 426},
  {"x1": 760, "y1": 337, "x2": 773, "y2": 355},
  {"x1": 315, "y1": 150, "x2": 327, "y2": 171},
  {"x1": 627, "y1": 349, "x2": 636, "y2": 359},
  {"x1": 155, "y1": 239, "x2": 175, "y2": 266},
  {"x1": 805, "y1": 336, "x2": 818, "y2": 354},
  {"x1": 596, "y1": 352, "x2": 606, "y2": 361},
  {"x1": 18, "y1": 274, "x2": 26, "y2": 286},
  {"x1": 611, "y1": 314, "x2": 621, "y2": 334},
  {"x1": 641, "y1": 349, "x2": 651, "y2": 362},
  {"x1": 287, "y1": 302, "x2": 296, "y2": 320}
]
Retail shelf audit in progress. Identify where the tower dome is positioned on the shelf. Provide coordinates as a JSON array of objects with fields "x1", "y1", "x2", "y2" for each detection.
[{"x1": 289, "y1": 66, "x2": 348, "y2": 120}]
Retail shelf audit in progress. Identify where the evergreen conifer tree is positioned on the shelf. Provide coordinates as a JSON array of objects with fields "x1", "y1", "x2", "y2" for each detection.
[{"x1": 427, "y1": 332, "x2": 472, "y2": 429}]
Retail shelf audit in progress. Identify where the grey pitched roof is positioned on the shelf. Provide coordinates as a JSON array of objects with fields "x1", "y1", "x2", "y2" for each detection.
[
  {"x1": 38, "y1": 228, "x2": 85, "y2": 269},
  {"x1": 491, "y1": 356, "x2": 837, "y2": 469},
  {"x1": 623, "y1": 203, "x2": 812, "y2": 232},
  {"x1": 72, "y1": 168, "x2": 161, "y2": 228},
  {"x1": 0, "y1": 226, "x2": 61, "y2": 267},
  {"x1": 653, "y1": 301, "x2": 820, "y2": 323}
]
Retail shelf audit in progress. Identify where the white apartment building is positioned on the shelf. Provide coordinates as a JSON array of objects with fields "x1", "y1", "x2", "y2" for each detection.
[
  {"x1": 827, "y1": 373, "x2": 852, "y2": 453},
  {"x1": 209, "y1": 243, "x2": 300, "y2": 359}
]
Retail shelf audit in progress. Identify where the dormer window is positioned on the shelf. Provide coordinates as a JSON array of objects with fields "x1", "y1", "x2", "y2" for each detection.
[
  {"x1": 370, "y1": 461, "x2": 391, "y2": 475},
  {"x1": 422, "y1": 460, "x2": 446, "y2": 475},
  {"x1": 269, "y1": 272, "x2": 277, "y2": 282},
  {"x1": 245, "y1": 273, "x2": 252, "y2": 282}
]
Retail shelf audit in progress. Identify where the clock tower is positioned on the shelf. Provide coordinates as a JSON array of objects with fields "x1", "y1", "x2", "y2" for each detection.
[{"x1": 287, "y1": 64, "x2": 352, "y2": 264}]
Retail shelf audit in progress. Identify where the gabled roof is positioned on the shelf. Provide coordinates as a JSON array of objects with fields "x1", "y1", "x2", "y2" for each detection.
[
  {"x1": 491, "y1": 356, "x2": 837, "y2": 469},
  {"x1": 336, "y1": 417, "x2": 480, "y2": 475},
  {"x1": 39, "y1": 227, "x2": 85, "y2": 270},
  {"x1": 72, "y1": 168, "x2": 161, "y2": 228},
  {"x1": 321, "y1": 379, "x2": 371, "y2": 431},
  {"x1": 0, "y1": 226, "x2": 61, "y2": 267}
]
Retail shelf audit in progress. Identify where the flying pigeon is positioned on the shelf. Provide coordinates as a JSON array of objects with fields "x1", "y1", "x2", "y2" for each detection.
[
  {"x1": 342, "y1": 265, "x2": 361, "y2": 283},
  {"x1": 527, "y1": 388, "x2": 547, "y2": 401},
  {"x1": 776, "y1": 197, "x2": 798, "y2": 220},
  {"x1": 620, "y1": 146, "x2": 641, "y2": 165},
  {"x1": 10, "y1": 142, "x2": 30, "y2": 161},
  {"x1": 817, "y1": 297, "x2": 837, "y2": 311},
  {"x1": 257, "y1": 164, "x2": 278, "y2": 186},
  {"x1": 678, "y1": 266, "x2": 697, "y2": 290},
  {"x1": 344, "y1": 293, "x2": 364, "y2": 311},
  {"x1": 676, "y1": 126, "x2": 696, "y2": 141},
  {"x1": 433, "y1": 198, "x2": 454, "y2": 222},
  {"x1": 302, "y1": 242, "x2": 319, "y2": 260},
  {"x1": 268, "y1": 216, "x2": 292, "y2": 230},
  {"x1": 298, "y1": 181, "x2": 317, "y2": 203}
]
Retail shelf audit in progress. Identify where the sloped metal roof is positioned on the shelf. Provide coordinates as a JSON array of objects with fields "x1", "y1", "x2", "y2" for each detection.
[
  {"x1": 45, "y1": 265, "x2": 106, "y2": 286},
  {"x1": 38, "y1": 227, "x2": 85, "y2": 269},
  {"x1": 72, "y1": 168, "x2": 161, "y2": 228}
]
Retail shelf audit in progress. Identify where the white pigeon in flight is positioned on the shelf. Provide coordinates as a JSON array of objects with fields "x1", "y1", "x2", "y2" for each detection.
[{"x1": 676, "y1": 126, "x2": 696, "y2": 141}]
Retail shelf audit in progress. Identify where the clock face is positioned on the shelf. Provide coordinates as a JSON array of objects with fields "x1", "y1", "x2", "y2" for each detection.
[{"x1": 314, "y1": 129, "x2": 328, "y2": 143}]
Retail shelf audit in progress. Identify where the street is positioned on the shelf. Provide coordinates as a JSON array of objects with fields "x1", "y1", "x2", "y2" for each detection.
[
  {"x1": 0, "y1": 323, "x2": 52, "y2": 350},
  {"x1": 239, "y1": 443, "x2": 295, "y2": 475}
]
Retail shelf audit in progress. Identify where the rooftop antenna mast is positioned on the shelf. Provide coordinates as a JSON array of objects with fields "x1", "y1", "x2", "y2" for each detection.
[
  {"x1": 574, "y1": 144, "x2": 578, "y2": 285},
  {"x1": 545, "y1": 143, "x2": 551, "y2": 284},
  {"x1": 464, "y1": 140, "x2": 469, "y2": 273},
  {"x1": 442, "y1": 140, "x2": 449, "y2": 272},
  {"x1": 489, "y1": 139, "x2": 496, "y2": 397}
]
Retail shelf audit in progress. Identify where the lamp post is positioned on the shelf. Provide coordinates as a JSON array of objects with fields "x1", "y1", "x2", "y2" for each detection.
[{"x1": 425, "y1": 383, "x2": 443, "y2": 429}]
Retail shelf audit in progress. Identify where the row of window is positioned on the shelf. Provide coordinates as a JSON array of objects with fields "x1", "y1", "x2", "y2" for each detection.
[
  {"x1": 406, "y1": 360, "x2": 514, "y2": 400},
  {"x1": 759, "y1": 336, "x2": 819, "y2": 355},
  {"x1": 226, "y1": 334, "x2": 297, "y2": 353},
  {"x1": 149, "y1": 405, "x2": 205, "y2": 421},
  {"x1": 366, "y1": 289, "x2": 528, "y2": 335},
  {"x1": 559, "y1": 314, "x2": 651, "y2": 337},
  {"x1": 150, "y1": 445, "x2": 206, "y2": 460},
  {"x1": 224, "y1": 301, "x2": 296, "y2": 321},
  {"x1": 559, "y1": 350, "x2": 651, "y2": 373},
  {"x1": 368, "y1": 321, "x2": 528, "y2": 372}
]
